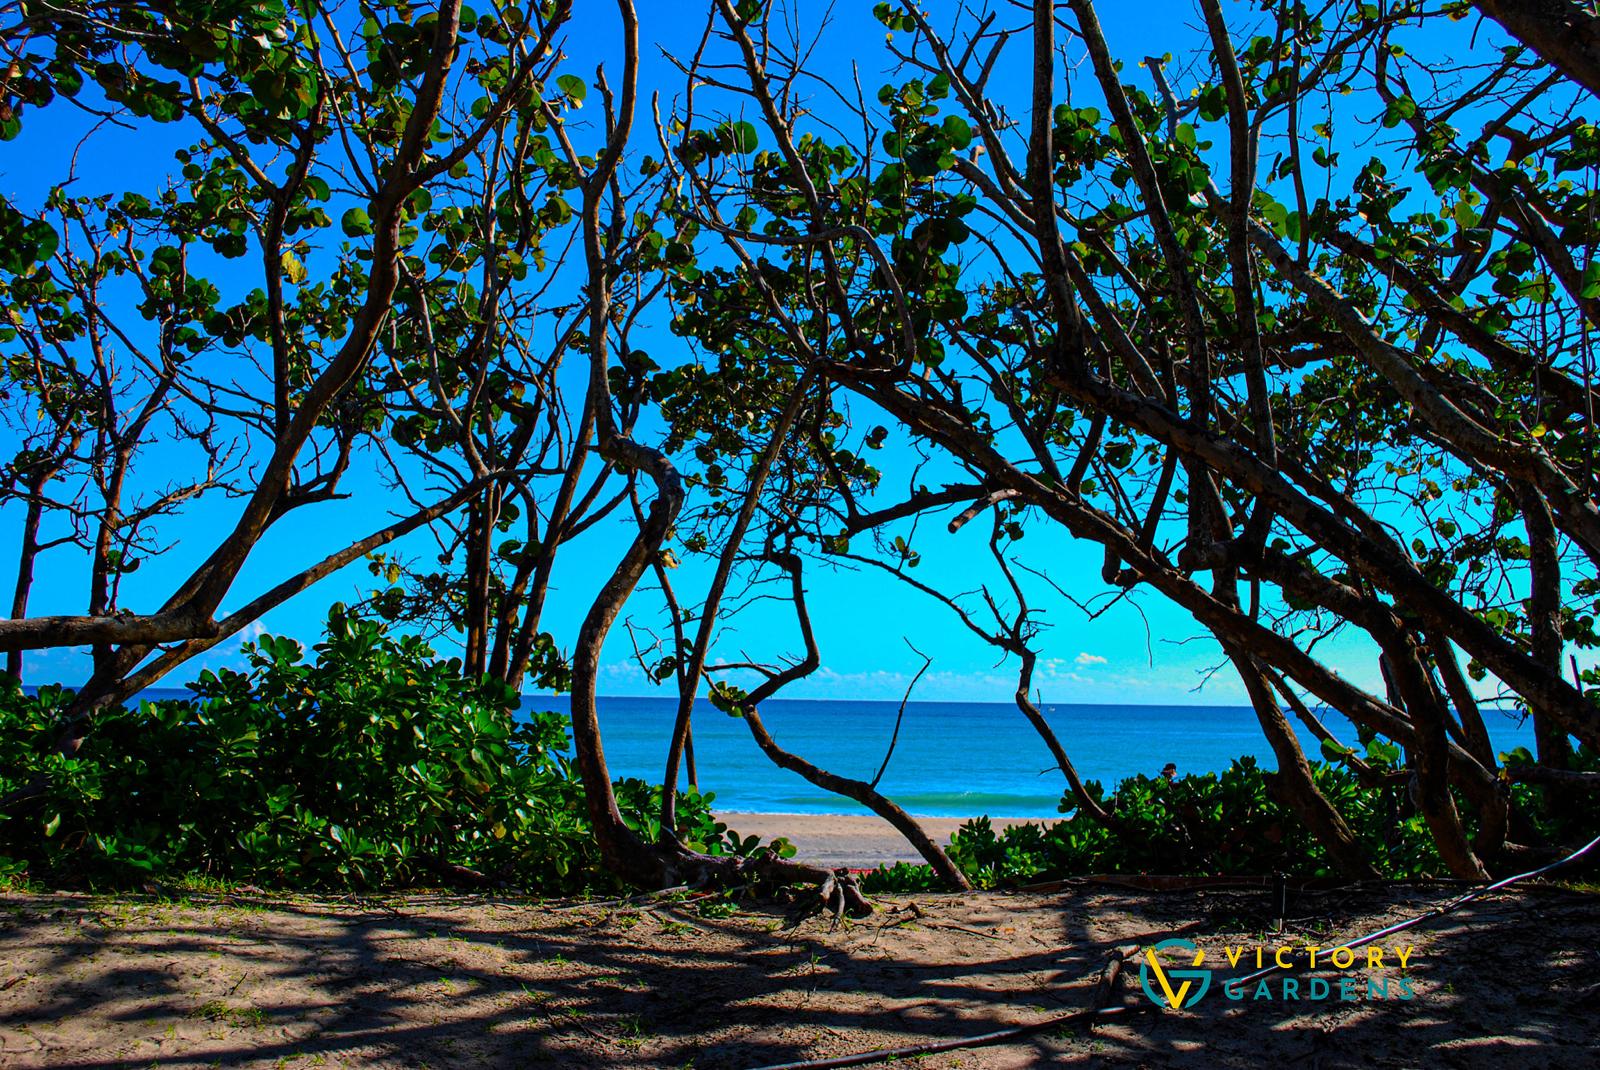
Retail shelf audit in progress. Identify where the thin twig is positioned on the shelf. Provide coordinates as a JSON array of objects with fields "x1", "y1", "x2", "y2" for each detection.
[{"x1": 869, "y1": 640, "x2": 932, "y2": 790}]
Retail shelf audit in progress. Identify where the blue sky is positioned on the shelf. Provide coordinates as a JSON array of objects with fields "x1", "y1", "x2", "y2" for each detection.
[{"x1": 1, "y1": 1, "x2": 1496, "y2": 704}]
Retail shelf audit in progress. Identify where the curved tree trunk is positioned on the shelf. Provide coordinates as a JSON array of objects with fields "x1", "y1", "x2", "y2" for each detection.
[
  {"x1": 740, "y1": 708, "x2": 972, "y2": 889},
  {"x1": 1231, "y1": 648, "x2": 1379, "y2": 879},
  {"x1": 1520, "y1": 488, "x2": 1575, "y2": 768},
  {"x1": 1427, "y1": 633, "x2": 1511, "y2": 862},
  {"x1": 561, "y1": 444, "x2": 869, "y2": 912},
  {"x1": 559, "y1": 0, "x2": 867, "y2": 914},
  {"x1": 724, "y1": 547, "x2": 971, "y2": 889},
  {"x1": 1014, "y1": 650, "x2": 1118, "y2": 827}
]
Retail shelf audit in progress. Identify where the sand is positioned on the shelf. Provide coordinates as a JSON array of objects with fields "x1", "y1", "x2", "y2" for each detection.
[
  {"x1": 2, "y1": 881, "x2": 1596, "y2": 1068},
  {"x1": 716, "y1": 811, "x2": 1049, "y2": 868}
]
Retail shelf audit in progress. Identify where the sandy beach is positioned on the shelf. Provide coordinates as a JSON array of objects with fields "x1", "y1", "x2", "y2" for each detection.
[
  {"x1": 5, "y1": 883, "x2": 1594, "y2": 1068},
  {"x1": 715, "y1": 811, "x2": 1049, "y2": 868}
]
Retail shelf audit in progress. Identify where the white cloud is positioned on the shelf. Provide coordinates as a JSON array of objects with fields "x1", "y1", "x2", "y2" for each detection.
[{"x1": 1074, "y1": 651, "x2": 1108, "y2": 666}]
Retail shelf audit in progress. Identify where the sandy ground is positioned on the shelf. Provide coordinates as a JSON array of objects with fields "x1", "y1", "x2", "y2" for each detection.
[
  {"x1": 2, "y1": 880, "x2": 1596, "y2": 1068},
  {"x1": 716, "y1": 812, "x2": 1046, "y2": 868}
]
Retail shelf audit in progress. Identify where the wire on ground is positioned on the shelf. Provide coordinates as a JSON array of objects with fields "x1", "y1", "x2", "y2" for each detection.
[{"x1": 744, "y1": 831, "x2": 1600, "y2": 1070}]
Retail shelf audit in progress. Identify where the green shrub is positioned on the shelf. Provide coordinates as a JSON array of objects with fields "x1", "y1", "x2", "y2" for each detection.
[
  {"x1": 0, "y1": 607, "x2": 741, "y2": 892},
  {"x1": 862, "y1": 744, "x2": 1600, "y2": 894},
  {"x1": 865, "y1": 756, "x2": 1434, "y2": 893},
  {"x1": 8, "y1": 611, "x2": 1591, "y2": 897},
  {"x1": 1502, "y1": 745, "x2": 1600, "y2": 846}
]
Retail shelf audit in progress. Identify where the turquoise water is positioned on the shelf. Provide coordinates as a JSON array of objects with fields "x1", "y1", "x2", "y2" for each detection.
[{"x1": 522, "y1": 695, "x2": 1540, "y2": 818}]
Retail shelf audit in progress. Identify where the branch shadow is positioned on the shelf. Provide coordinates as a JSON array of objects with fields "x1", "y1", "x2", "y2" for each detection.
[{"x1": 0, "y1": 881, "x2": 1594, "y2": 1068}]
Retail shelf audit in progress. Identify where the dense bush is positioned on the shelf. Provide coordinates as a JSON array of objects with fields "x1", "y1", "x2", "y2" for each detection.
[
  {"x1": 863, "y1": 746, "x2": 1600, "y2": 893},
  {"x1": 5, "y1": 608, "x2": 1591, "y2": 895},
  {"x1": 0, "y1": 608, "x2": 745, "y2": 892}
]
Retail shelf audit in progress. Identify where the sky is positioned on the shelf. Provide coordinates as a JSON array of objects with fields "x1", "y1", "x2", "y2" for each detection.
[{"x1": 0, "y1": 0, "x2": 1498, "y2": 705}]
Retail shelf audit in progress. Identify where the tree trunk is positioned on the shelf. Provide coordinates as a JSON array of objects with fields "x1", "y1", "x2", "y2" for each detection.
[
  {"x1": 563, "y1": 452, "x2": 869, "y2": 910},
  {"x1": 1426, "y1": 633, "x2": 1510, "y2": 862},
  {"x1": 1384, "y1": 640, "x2": 1490, "y2": 879},
  {"x1": 1520, "y1": 487, "x2": 1573, "y2": 767},
  {"x1": 741, "y1": 707, "x2": 972, "y2": 890},
  {"x1": 7, "y1": 494, "x2": 45, "y2": 681},
  {"x1": 1231, "y1": 649, "x2": 1379, "y2": 878},
  {"x1": 462, "y1": 483, "x2": 499, "y2": 678},
  {"x1": 1472, "y1": 0, "x2": 1600, "y2": 100},
  {"x1": 1015, "y1": 650, "x2": 1118, "y2": 827}
]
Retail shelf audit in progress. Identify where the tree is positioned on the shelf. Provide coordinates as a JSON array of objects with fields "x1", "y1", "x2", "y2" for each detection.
[
  {"x1": 0, "y1": 0, "x2": 587, "y2": 723},
  {"x1": 12, "y1": 0, "x2": 1600, "y2": 899},
  {"x1": 0, "y1": 1, "x2": 884, "y2": 906},
  {"x1": 666, "y1": 0, "x2": 1600, "y2": 878}
]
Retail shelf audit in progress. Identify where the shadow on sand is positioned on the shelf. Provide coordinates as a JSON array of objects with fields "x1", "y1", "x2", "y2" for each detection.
[{"x1": 1, "y1": 880, "x2": 1596, "y2": 1068}]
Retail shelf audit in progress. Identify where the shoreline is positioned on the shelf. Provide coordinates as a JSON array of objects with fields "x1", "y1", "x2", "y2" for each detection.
[{"x1": 715, "y1": 810, "x2": 1054, "y2": 869}]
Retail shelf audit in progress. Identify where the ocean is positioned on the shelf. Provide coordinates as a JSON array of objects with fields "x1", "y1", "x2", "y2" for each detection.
[
  {"x1": 118, "y1": 688, "x2": 1537, "y2": 818},
  {"x1": 520, "y1": 694, "x2": 1540, "y2": 818}
]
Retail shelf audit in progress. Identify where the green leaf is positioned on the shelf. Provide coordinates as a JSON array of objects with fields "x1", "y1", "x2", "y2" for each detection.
[
  {"x1": 941, "y1": 115, "x2": 973, "y2": 150},
  {"x1": 341, "y1": 207, "x2": 373, "y2": 237},
  {"x1": 556, "y1": 74, "x2": 587, "y2": 104},
  {"x1": 1381, "y1": 96, "x2": 1417, "y2": 129},
  {"x1": 149, "y1": 246, "x2": 182, "y2": 277},
  {"x1": 1319, "y1": 738, "x2": 1353, "y2": 762},
  {"x1": 1364, "y1": 739, "x2": 1402, "y2": 765},
  {"x1": 727, "y1": 120, "x2": 758, "y2": 154}
]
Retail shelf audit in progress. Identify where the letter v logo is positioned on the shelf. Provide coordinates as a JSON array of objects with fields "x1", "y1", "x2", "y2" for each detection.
[{"x1": 1138, "y1": 939, "x2": 1212, "y2": 1009}]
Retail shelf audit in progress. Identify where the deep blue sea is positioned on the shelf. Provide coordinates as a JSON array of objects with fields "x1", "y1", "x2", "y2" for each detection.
[
  {"x1": 124, "y1": 689, "x2": 1538, "y2": 818},
  {"x1": 518, "y1": 694, "x2": 1539, "y2": 818}
]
